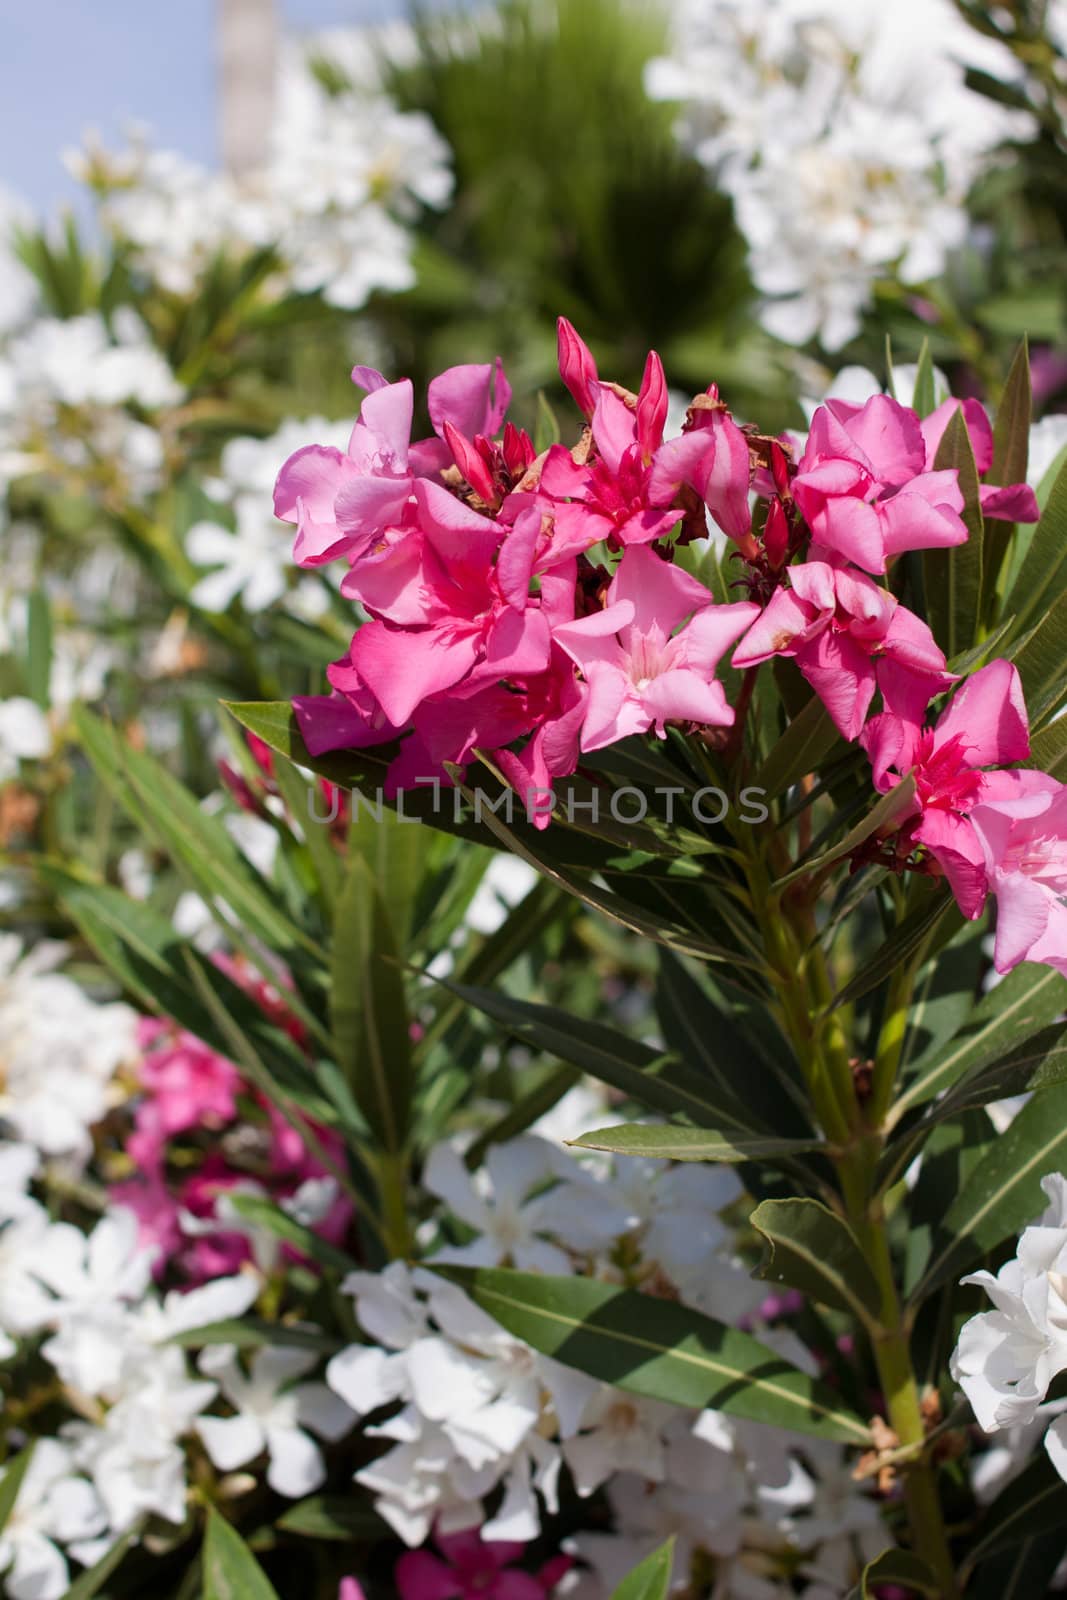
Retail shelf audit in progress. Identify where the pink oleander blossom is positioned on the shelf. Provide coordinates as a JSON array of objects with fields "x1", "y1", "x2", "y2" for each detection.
[
  {"x1": 860, "y1": 660, "x2": 1031, "y2": 916},
  {"x1": 793, "y1": 393, "x2": 968, "y2": 575},
  {"x1": 552, "y1": 546, "x2": 758, "y2": 751},
  {"x1": 647, "y1": 389, "x2": 754, "y2": 544},
  {"x1": 732, "y1": 559, "x2": 953, "y2": 740},
  {"x1": 396, "y1": 1529, "x2": 565, "y2": 1600},
  {"x1": 921, "y1": 397, "x2": 1039, "y2": 525},
  {"x1": 968, "y1": 773, "x2": 1067, "y2": 975}
]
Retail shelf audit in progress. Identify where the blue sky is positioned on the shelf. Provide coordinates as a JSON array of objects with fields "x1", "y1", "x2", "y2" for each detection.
[{"x1": 2, "y1": 2, "x2": 409, "y2": 215}]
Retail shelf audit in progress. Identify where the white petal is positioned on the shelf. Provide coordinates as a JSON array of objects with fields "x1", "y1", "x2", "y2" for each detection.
[
  {"x1": 294, "y1": 1381, "x2": 355, "y2": 1443},
  {"x1": 264, "y1": 1425, "x2": 326, "y2": 1498},
  {"x1": 197, "y1": 1413, "x2": 265, "y2": 1472}
]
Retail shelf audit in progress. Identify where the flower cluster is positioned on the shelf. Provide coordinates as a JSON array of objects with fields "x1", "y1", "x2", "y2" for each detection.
[
  {"x1": 323, "y1": 1133, "x2": 883, "y2": 1595},
  {"x1": 952, "y1": 1173, "x2": 1067, "y2": 1492},
  {"x1": 645, "y1": 0, "x2": 1029, "y2": 347},
  {"x1": 71, "y1": 26, "x2": 451, "y2": 310}
]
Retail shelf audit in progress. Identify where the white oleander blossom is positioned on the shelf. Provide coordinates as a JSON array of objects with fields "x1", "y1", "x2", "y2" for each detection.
[
  {"x1": 646, "y1": 0, "x2": 1030, "y2": 348},
  {"x1": 951, "y1": 1173, "x2": 1067, "y2": 1485},
  {"x1": 0, "y1": 309, "x2": 181, "y2": 500},
  {"x1": 71, "y1": 23, "x2": 452, "y2": 312},
  {"x1": 0, "y1": 937, "x2": 138, "y2": 1166},
  {"x1": 185, "y1": 417, "x2": 349, "y2": 616},
  {"x1": 0, "y1": 1440, "x2": 105, "y2": 1600}
]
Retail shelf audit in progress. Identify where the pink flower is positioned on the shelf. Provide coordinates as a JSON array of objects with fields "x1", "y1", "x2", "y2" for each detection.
[
  {"x1": 860, "y1": 660, "x2": 1030, "y2": 915},
  {"x1": 921, "y1": 397, "x2": 1039, "y2": 525},
  {"x1": 968, "y1": 772, "x2": 1067, "y2": 975},
  {"x1": 129, "y1": 1025, "x2": 241, "y2": 1160},
  {"x1": 536, "y1": 352, "x2": 681, "y2": 554},
  {"x1": 647, "y1": 390, "x2": 753, "y2": 544},
  {"x1": 396, "y1": 1529, "x2": 553, "y2": 1600},
  {"x1": 552, "y1": 546, "x2": 758, "y2": 751},
  {"x1": 338, "y1": 1582, "x2": 367, "y2": 1600},
  {"x1": 274, "y1": 359, "x2": 512, "y2": 568},
  {"x1": 732, "y1": 560, "x2": 953, "y2": 740},
  {"x1": 557, "y1": 317, "x2": 600, "y2": 418},
  {"x1": 793, "y1": 394, "x2": 968, "y2": 575}
]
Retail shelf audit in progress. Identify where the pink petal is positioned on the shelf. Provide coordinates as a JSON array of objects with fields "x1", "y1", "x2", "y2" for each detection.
[
  {"x1": 478, "y1": 607, "x2": 552, "y2": 681},
  {"x1": 639, "y1": 669, "x2": 732, "y2": 733},
  {"x1": 915, "y1": 810, "x2": 989, "y2": 919},
  {"x1": 330, "y1": 474, "x2": 415, "y2": 558},
  {"x1": 496, "y1": 509, "x2": 542, "y2": 609},
  {"x1": 860, "y1": 712, "x2": 919, "y2": 793},
  {"x1": 838, "y1": 393, "x2": 926, "y2": 486},
  {"x1": 607, "y1": 545, "x2": 711, "y2": 638},
  {"x1": 979, "y1": 482, "x2": 1040, "y2": 524},
  {"x1": 491, "y1": 1573, "x2": 545, "y2": 1600},
  {"x1": 428, "y1": 359, "x2": 511, "y2": 442},
  {"x1": 538, "y1": 444, "x2": 593, "y2": 502},
  {"x1": 350, "y1": 365, "x2": 390, "y2": 393},
  {"x1": 796, "y1": 631, "x2": 876, "y2": 741},
  {"x1": 579, "y1": 664, "x2": 642, "y2": 751},
  {"x1": 413, "y1": 479, "x2": 503, "y2": 575},
  {"x1": 275, "y1": 445, "x2": 358, "y2": 565},
  {"x1": 293, "y1": 694, "x2": 400, "y2": 754},
  {"x1": 732, "y1": 587, "x2": 818, "y2": 667},
  {"x1": 649, "y1": 417, "x2": 751, "y2": 540},
  {"x1": 553, "y1": 602, "x2": 634, "y2": 672},
  {"x1": 395, "y1": 1551, "x2": 462, "y2": 1600},
  {"x1": 636, "y1": 350, "x2": 668, "y2": 459},
  {"x1": 921, "y1": 397, "x2": 993, "y2": 474},
  {"x1": 991, "y1": 871, "x2": 1053, "y2": 973},
  {"x1": 676, "y1": 601, "x2": 761, "y2": 677},
  {"x1": 878, "y1": 483, "x2": 968, "y2": 560},
  {"x1": 934, "y1": 659, "x2": 1030, "y2": 768},
  {"x1": 809, "y1": 496, "x2": 886, "y2": 573},
  {"x1": 351, "y1": 620, "x2": 482, "y2": 727},
  {"x1": 591, "y1": 387, "x2": 637, "y2": 477},
  {"x1": 557, "y1": 318, "x2": 599, "y2": 418},
  {"x1": 353, "y1": 379, "x2": 414, "y2": 472}
]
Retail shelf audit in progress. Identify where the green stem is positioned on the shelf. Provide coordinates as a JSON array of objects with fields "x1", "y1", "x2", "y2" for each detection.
[{"x1": 378, "y1": 1150, "x2": 413, "y2": 1261}]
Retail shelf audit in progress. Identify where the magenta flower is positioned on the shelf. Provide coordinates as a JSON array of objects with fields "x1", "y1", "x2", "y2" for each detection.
[
  {"x1": 338, "y1": 1582, "x2": 367, "y2": 1600},
  {"x1": 793, "y1": 394, "x2": 967, "y2": 575},
  {"x1": 732, "y1": 560, "x2": 953, "y2": 740},
  {"x1": 552, "y1": 546, "x2": 757, "y2": 751},
  {"x1": 921, "y1": 397, "x2": 1039, "y2": 525},
  {"x1": 396, "y1": 1529, "x2": 551, "y2": 1600},
  {"x1": 968, "y1": 772, "x2": 1067, "y2": 975},
  {"x1": 860, "y1": 659, "x2": 1030, "y2": 915},
  {"x1": 647, "y1": 389, "x2": 753, "y2": 544},
  {"x1": 274, "y1": 359, "x2": 512, "y2": 568}
]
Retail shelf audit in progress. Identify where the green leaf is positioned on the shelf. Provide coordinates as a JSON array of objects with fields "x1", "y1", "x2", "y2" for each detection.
[
  {"x1": 203, "y1": 1508, "x2": 281, "y2": 1600},
  {"x1": 968, "y1": 1532, "x2": 1067, "y2": 1599},
  {"x1": 270, "y1": 756, "x2": 344, "y2": 911},
  {"x1": 855, "y1": 1549, "x2": 939, "y2": 1598},
  {"x1": 348, "y1": 803, "x2": 430, "y2": 956},
  {"x1": 330, "y1": 855, "x2": 414, "y2": 1154},
  {"x1": 74, "y1": 708, "x2": 324, "y2": 967},
  {"x1": 879, "y1": 1024, "x2": 1067, "y2": 1194},
  {"x1": 903, "y1": 1111, "x2": 994, "y2": 1298},
  {"x1": 169, "y1": 1316, "x2": 337, "y2": 1352},
  {"x1": 535, "y1": 390, "x2": 561, "y2": 453},
  {"x1": 610, "y1": 1539, "x2": 675, "y2": 1600},
  {"x1": 433, "y1": 979, "x2": 763, "y2": 1131},
  {"x1": 0, "y1": 1443, "x2": 34, "y2": 1534},
  {"x1": 966, "y1": 1452, "x2": 1067, "y2": 1568},
  {"x1": 62, "y1": 1524, "x2": 145, "y2": 1599},
  {"x1": 276, "y1": 1495, "x2": 389, "y2": 1541},
  {"x1": 983, "y1": 339, "x2": 1031, "y2": 613},
  {"x1": 568, "y1": 1124, "x2": 822, "y2": 1163},
  {"x1": 910, "y1": 1078, "x2": 1067, "y2": 1303},
  {"x1": 1005, "y1": 451, "x2": 1067, "y2": 642},
  {"x1": 749, "y1": 1199, "x2": 882, "y2": 1326},
  {"x1": 923, "y1": 406, "x2": 984, "y2": 658},
  {"x1": 892, "y1": 963, "x2": 1067, "y2": 1121},
  {"x1": 225, "y1": 1191, "x2": 356, "y2": 1273},
  {"x1": 26, "y1": 588, "x2": 52, "y2": 709},
  {"x1": 433, "y1": 1266, "x2": 871, "y2": 1444},
  {"x1": 754, "y1": 694, "x2": 843, "y2": 801},
  {"x1": 774, "y1": 776, "x2": 917, "y2": 891},
  {"x1": 912, "y1": 339, "x2": 937, "y2": 418}
]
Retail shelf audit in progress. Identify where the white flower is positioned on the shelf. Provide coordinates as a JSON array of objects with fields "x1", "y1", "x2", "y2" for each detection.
[
  {"x1": 0, "y1": 1441, "x2": 105, "y2": 1600},
  {"x1": 31, "y1": 1210, "x2": 156, "y2": 1396},
  {"x1": 951, "y1": 1175, "x2": 1067, "y2": 1431},
  {"x1": 562, "y1": 1388, "x2": 674, "y2": 1497},
  {"x1": 197, "y1": 1345, "x2": 354, "y2": 1497},
  {"x1": 0, "y1": 697, "x2": 49, "y2": 778},
  {"x1": 424, "y1": 1135, "x2": 628, "y2": 1272},
  {"x1": 1028, "y1": 415, "x2": 1067, "y2": 492}
]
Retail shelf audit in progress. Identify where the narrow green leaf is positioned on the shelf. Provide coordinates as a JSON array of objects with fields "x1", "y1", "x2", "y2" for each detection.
[
  {"x1": 903, "y1": 1111, "x2": 995, "y2": 1297},
  {"x1": 203, "y1": 1508, "x2": 281, "y2": 1600},
  {"x1": 611, "y1": 1539, "x2": 675, "y2": 1600},
  {"x1": 967, "y1": 1452, "x2": 1067, "y2": 1568},
  {"x1": 892, "y1": 963, "x2": 1067, "y2": 1122},
  {"x1": 750, "y1": 1199, "x2": 882, "y2": 1326},
  {"x1": 1005, "y1": 451, "x2": 1067, "y2": 641},
  {"x1": 62, "y1": 1523, "x2": 145, "y2": 1599},
  {"x1": 433, "y1": 979, "x2": 761, "y2": 1131},
  {"x1": 774, "y1": 777, "x2": 917, "y2": 891},
  {"x1": 434, "y1": 1266, "x2": 871, "y2": 1444},
  {"x1": 569, "y1": 1124, "x2": 822, "y2": 1163},
  {"x1": 755, "y1": 694, "x2": 843, "y2": 801},
  {"x1": 26, "y1": 589, "x2": 52, "y2": 709},
  {"x1": 348, "y1": 804, "x2": 429, "y2": 955},
  {"x1": 170, "y1": 1316, "x2": 337, "y2": 1352},
  {"x1": 910, "y1": 1078, "x2": 1067, "y2": 1303},
  {"x1": 270, "y1": 756, "x2": 344, "y2": 911},
  {"x1": 276, "y1": 1495, "x2": 388, "y2": 1541},
  {"x1": 923, "y1": 406, "x2": 984, "y2": 658},
  {"x1": 330, "y1": 856, "x2": 414, "y2": 1154},
  {"x1": 226, "y1": 1191, "x2": 356, "y2": 1273},
  {"x1": 983, "y1": 339, "x2": 1031, "y2": 613},
  {"x1": 857, "y1": 1548, "x2": 939, "y2": 1597},
  {"x1": 535, "y1": 390, "x2": 561, "y2": 453},
  {"x1": 0, "y1": 1444, "x2": 34, "y2": 1534},
  {"x1": 912, "y1": 339, "x2": 936, "y2": 418}
]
